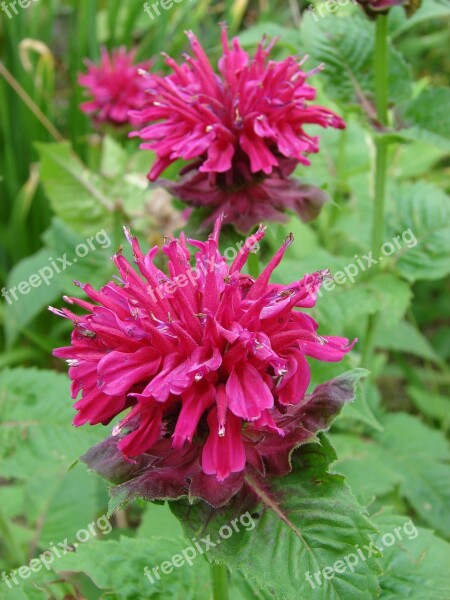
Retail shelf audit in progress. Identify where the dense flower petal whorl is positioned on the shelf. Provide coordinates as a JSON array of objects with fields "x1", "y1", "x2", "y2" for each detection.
[
  {"x1": 79, "y1": 48, "x2": 151, "y2": 126},
  {"x1": 52, "y1": 218, "x2": 356, "y2": 506},
  {"x1": 130, "y1": 28, "x2": 345, "y2": 230}
]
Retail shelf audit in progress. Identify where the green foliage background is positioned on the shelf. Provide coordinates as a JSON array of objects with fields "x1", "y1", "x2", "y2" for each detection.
[{"x1": 0, "y1": 1, "x2": 449, "y2": 598}]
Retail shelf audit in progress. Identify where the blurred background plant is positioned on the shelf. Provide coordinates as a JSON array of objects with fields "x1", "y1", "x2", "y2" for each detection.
[{"x1": 0, "y1": 1, "x2": 450, "y2": 599}]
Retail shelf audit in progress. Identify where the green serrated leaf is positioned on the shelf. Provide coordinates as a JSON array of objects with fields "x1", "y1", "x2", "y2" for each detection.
[
  {"x1": 399, "y1": 88, "x2": 450, "y2": 151},
  {"x1": 52, "y1": 535, "x2": 211, "y2": 599},
  {"x1": 386, "y1": 181, "x2": 450, "y2": 281},
  {"x1": 306, "y1": 15, "x2": 412, "y2": 107},
  {"x1": 0, "y1": 368, "x2": 104, "y2": 478},
  {"x1": 373, "y1": 510, "x2": 450, "y2": 600},
  {"x1": 171, "y1": 436, "x2": 380, "y2": 600}
]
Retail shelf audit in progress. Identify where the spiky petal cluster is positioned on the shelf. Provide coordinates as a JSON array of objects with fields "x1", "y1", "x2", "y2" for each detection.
[
  {"x1": 79, "y1": 48, "x2": 151, "y2": 126},
  {"x1": 52, "y1": 218, "x2": 355, "y2": 506},
  {"x1": 130, "y1": 28, "x2": 345, "y2": 230}
]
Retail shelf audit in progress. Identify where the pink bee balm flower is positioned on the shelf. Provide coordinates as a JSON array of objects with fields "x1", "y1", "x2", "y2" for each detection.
[
  {"x1": 52, "y1": 218, "x2": 356, "y2": 507},
  {"x1": 129, "y1": 27, "x2": 345, "y2": 230},
  {"x1": 131, "y1": 28, "x2": 345, "y2": 179},
  {"x1": 79, "y1": 47, "x2": 151, "y2": 126}
]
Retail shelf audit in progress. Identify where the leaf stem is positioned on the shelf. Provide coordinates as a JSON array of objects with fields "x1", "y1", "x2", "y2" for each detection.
[
  {"x1": 363, "y1": 15, "x2": 389, "y2": 368},
  {"x1": 0, "y1": 60, "x2": 64, "y2": 142},
  {"x1": 210, "y1": 562, "x2": 229, "y2": 600}
]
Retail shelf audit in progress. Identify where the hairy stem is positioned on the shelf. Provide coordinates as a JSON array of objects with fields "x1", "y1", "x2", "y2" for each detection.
[
  {"x1": 210, "y1": 562, "x2": 229, "y2": 600},
  {"x1": 363, "y1": 15, "x2": 389, "y2": 367}
]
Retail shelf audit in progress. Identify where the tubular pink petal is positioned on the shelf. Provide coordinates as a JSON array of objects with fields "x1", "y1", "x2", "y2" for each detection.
[{"x1": 202, "y1": 408, "x2": 246, "y2": 481}]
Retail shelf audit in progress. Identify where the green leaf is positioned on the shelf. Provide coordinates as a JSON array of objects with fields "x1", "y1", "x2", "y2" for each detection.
[
  {"x1": 100, "y1": 136, "x2": 129, "y2": 179},
  {"x1": 41, "y1": 218, "x2": 115, "y2": 292},
  {"x1": 23, "y1": 465, "x2": 100, "y2": 550},
  {"x1": 36, "y1": 142, "x2": 113, "y2": 234},
  {"x1": 52, "y1": 535, "x2": 211, "y2": 599},
  {"x1": 367, "y1": 274, "x2": 413, "y2": 325},
  {"x1": 0, "y1": 368, "x2": 107, "y2": 574},
  {"x1": 305, "y1": 15, "x2": 412, "y2": 107},
  {"x1": 231, "y1": 571, "x2": 275, "y2": 600},
  {"x1": 399, "y1": 88, "x2": 450, "y2": 151},
  {"x1": 1, "y1": 572, "x2": 75, "y2": 600},
  {"x1": 374, "y1": 320, "x2": 441, "y2": 363},
  {"x1": 171, "y1": 437, "x2": 380, "y2": 600},
  {"x1": 339, "y1": 382, "x2": 383, "y2": 432},
  {"x1": 137, "y1": 502, "x2": 184, "y2": 540},
  {"x1": 317, "y1": 273, "x2": 412, "y2": 330},
  {"x1": 3, "y1": 218, "x2": 114, "y2": 347},
  {"x1": 36, "y1": 139, "x2": 174, "y2": 240},
  {"x1": 0, "y1": 368, "x2": 104, "y2": 478},
  {"x1": 386, "y1": 181, "x2": 450, "y2": 281},
  {"x1": 393, "y1": 141, "x2": 447, "y2": 180},
  {"x1": 391, "y1": 0, "x2": 450, "y2": 37},
  {"x1": 333, "y1": 412, "x2": 450, "y2": 537},
  {"x1": 331, "y1": 433, "x2": 402, "y2": 506},
  {"x1": 3, "y1": 248, "x2": 64, "y2": 347},
  {"x1": 373, "y1": 510, "x2": 450, "y2": 600},
  {"x1": 407, "y1": 385, "x2": 450, "y2": 429}
]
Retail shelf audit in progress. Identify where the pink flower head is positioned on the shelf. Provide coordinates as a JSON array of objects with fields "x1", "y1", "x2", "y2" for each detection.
[
  {"x1": 52, "y1": 217, "x2": 356, "y2": 507},
  {"x1": 79, "y1": 47, "x2": 151, "y2": 126},
  {"x1": 131, "y1": 28, "x2": 345, "y2": 179},
  {"x1": 129, "y1": 27, "x2": 344, "y2": 230}
]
